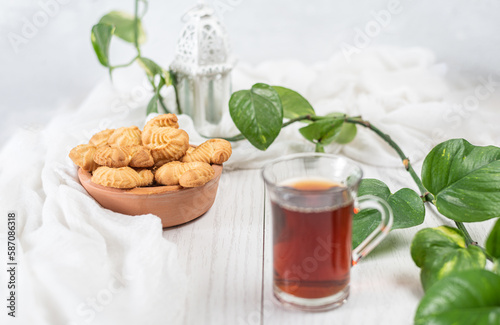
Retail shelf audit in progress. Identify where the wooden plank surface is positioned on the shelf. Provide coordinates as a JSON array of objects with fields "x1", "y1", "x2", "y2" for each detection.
[{"x1": 163, "y1": 169, "x2": 265, "y2": 325}]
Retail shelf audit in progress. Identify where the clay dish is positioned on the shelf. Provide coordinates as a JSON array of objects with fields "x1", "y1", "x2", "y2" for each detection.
[{"x1": 77, "y1": 164, "x2": 223, "y2": 228}]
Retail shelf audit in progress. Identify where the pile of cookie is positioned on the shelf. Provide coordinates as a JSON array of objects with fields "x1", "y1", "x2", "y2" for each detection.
[{"x1": 69, "y1": 114, "x2": 232, "y2": 189}]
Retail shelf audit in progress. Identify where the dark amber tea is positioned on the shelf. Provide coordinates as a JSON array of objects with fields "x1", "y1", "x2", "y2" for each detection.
[
  {"x1": 272, "y1": 178, "x2": 354, "y2": 299},
  {"x1": 264, "y1": 154, "x2": 393, "y2": 310}
]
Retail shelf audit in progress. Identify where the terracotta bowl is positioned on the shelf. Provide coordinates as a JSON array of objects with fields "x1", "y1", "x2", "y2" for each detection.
[{"x1": 77, "y1": 164, "x2": 223, "y2": 228}]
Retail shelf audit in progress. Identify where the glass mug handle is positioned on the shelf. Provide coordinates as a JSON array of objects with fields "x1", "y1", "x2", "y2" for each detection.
[{"x1": 352, "y1": 195, "x2": 394, "y2": 264}]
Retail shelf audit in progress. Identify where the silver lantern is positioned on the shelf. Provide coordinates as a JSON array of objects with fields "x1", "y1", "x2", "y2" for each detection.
[{"x1": 170, "y1": 3, "x2": 236, "y2": 134}]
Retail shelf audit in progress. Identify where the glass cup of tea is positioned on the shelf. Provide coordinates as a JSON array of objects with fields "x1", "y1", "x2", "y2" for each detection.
[{"x1": 262, "y1": 153, "x2": 393, "y2": 311}]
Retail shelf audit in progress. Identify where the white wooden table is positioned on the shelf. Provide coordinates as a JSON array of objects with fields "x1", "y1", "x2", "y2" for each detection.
[{"x1": 162, "y1": 164, "x2": 495, "y2": 325}]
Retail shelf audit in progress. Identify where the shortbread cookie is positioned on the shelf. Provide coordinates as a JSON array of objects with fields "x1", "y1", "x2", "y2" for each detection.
[
  {"x1": 142, "y1": 114, "x2": 179, "y2": 146},
  {"x1": 69, "y1": 144, "x2": 99, "y2": 171},
  {"x1": 155, "y1": 161, "x2": 215, "y2": 187},
  {"x1": 182, "y1": 139, "x2": 232, "y2": 164},
  {"x1": 91, "y1": 166, "x2": 142, "y2": 189},
  {"x1": 128, "y1": 146, "x2": 154, "y2": 168},
  {"x1": 93, "y1": 145, "x2": 132, "y2": 168},
  {"x1": 143, "y1": 127, "x2": 190, "y2": 166},
  {"x1": 179, "y1": 166, "x2": 216, "y2": 188},
  {"x1": 136, "y1": 169, "x2": 154, "y2": 187},
  {"x1": 88, "y1": 129, "x2": 115, "y2": 147},
  {"x1": 108, "y1": 126, "x2": 142, "y2": 147},
  {"x1": 144, "y1": 114, "x2": 179, "y2": 131}
]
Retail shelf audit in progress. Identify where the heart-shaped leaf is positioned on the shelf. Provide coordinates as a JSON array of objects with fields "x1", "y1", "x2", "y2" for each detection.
[
  {"x1": 99, "y1": 11, "x2": 146, "y2": 44},
  {"x1": 487, "y1": 218, "x2": 500, "y2": 259},
  {"x1": 138, "y1": 57, "x2": 163, "y2": 77},
  {"x1": 415, "y1": 270, "x2": 500, "y2": 325},
  {"x1": 299, "y1": 119, "x2": 344, "y2": 145},
  {"x1": 411, "y1": 226, "x2": 486, "y2": 291},
  {"x1": 422, "y1": 139, "x2": 500, "y2": 222},
  {"x1": 138, "y1": 57, "x2": 171, "y2": 84},
  {"x1": 91, "y1": 24, "x2": 115, "y2": 67},
  {"x1": 229, "y1": 83, "x2": 283, "y2": 150},
  {"x1": 353, "y1": 179, "x2": 425, "y2": 247},
  {"x1": 272, "y1": 86, "x2": 315, "y2": 119}
]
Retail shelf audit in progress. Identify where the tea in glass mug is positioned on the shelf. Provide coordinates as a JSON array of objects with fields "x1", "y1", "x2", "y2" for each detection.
[{"x1": 262, "y1": 153, "x2": 393, "y2": 311}]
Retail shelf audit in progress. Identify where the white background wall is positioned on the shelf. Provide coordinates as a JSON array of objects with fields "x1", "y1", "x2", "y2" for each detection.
[{"x1": 1, "y1": 0, "x2": 499, "y2": 143}]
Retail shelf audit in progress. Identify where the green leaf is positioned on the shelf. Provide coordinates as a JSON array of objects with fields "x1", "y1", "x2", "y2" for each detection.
[
  {"x1": 99, "y1": 11, "x2": 146, "y2": 44},
  {"x1": 352, "y1": 179, "x2": 425, "y2": 247},
  {"x1": 411, "y1": 226, "x2": 486, "y2": 291},
  {"x1": 299, "y1": 120, "x2": 343, "y2": 145},
  {"x1": 138, "y1": 57, "x2": 172, "y2": 89},
  {"x1": 326, "y1": 113, "x2": 357, "y2": 144},
  {"x1": 91, "y1": 24, "x2": 115, "y2": 67},
  {"x1": 272, "y1": 86, "x2": 315, "y2": 119},
  {"x1": 422, "y1": 139, "x2": 500, "y2": 222},
  {"x1": 138, "y1": 57, "x2": 162, "y2": 77},
  {"x1": 415, "y1": 270, "x2": 500, "y2": 325},
  {"x1": 228, "y1": 83, "x2": 283, "y2": 151},
  {"x1": 146, "y1": 94, "x2": 159, "y2": 114},
  {"x1": 487, "y1": 219, "x2": 500, "y2": 259}
]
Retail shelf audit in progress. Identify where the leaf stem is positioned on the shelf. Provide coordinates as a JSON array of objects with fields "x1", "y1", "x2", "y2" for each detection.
[
  {"x1": 110, "y1": 55, "x2": 139, "y2": 70},
  {"x1": 455, "y1": 221, "x2": 477, "y2": 246},
  {"x1": 282, "y1": 114, "x2": 314, "y2": 127},
  {"x1": 138, "y1": 0, "x2": 149, "y2": 18},
  {"x1": 344, "y1": 118, "x2": 433, "y2": 201},
  {"x1": 158, "y1": 94, "x2": 171, "y2": 114},
  {"x1": 456, "y1": 219, "x2": 494, "y2": 261},
  {"x1": 134, "y1": 0, "x2": 141, "y2": 55},
  {"x1": 315, "y1": 143, "x2": 325, "y2": 152},
  {"x1": 342, "y1": 117, "x2": 492, "y2": 261},
  {"x1": 454, "y1": 220, "x2": 494, "y2": 261},
  {"x1": 169, "y1": 71, "x2": 183, "y2": 114}
]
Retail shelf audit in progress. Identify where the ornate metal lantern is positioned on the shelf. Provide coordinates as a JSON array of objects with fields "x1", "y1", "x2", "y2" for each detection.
[{"x1": 170, "y1": 3, "x2": 236, "y2": 133}]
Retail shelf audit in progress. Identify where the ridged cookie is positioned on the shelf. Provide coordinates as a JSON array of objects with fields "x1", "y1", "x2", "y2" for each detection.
[
  {"x1": 143, "y1": 127, "x2": 190, "y2": 166},
  {"x1": 88, "y1": 129, "x2": 115, "y2": 147},
  {"x1": 128, "y1": 146, "x2": 154, "y2": 168},
  {"x1": 93, "y1": 145, "x2": 132, "y2": 168},
  {"x1": 136, "y1": 169, "x2": 154, "y2": 187},
  {"x1": 108, "y1": 126, "x2": 142, "y2": 147},
  {"x1": 91, "y1": 166, "x2": 142, "y2": 189},
  {"x1": 182, "y1": 139, "x2": 232, "y2": 164},
  {"x1": 69, "y1": 144, "x2": 99, "y2": 171},
  {"x1": 155, "y1": 161, "x2": 215, "y2": 187},
  {"x1": 144, "y1": 114, "x2": 179, "y2": 131}
]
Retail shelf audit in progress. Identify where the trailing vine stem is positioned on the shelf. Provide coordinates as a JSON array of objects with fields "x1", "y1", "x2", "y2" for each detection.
[
  {"x1": 341, "y1": 117, "x2": 481, "y2": 250},
  {"x1": 344, "y1": 117, "x2": 492, "y2": 256},
  {"x1": 343, "y1": 117, "x2": 431, "y2": 200},
  {"x1": 108, "y1": 0, "x2": 171, "y2": 113},
  {"x1": 133, "y1": 0, "x2": 141, "y2": 55},
  {"x1": 455, "y1": 221, "x2": 477, "y2": 246},
  {"x1": 222, "y1": 113, "x2": 482, "y2": 250}
]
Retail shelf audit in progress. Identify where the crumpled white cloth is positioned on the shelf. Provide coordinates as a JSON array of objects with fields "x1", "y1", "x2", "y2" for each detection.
[
  {"x1": 184, "y1": 46, "x2": 498, "y2": 169},
  {"x1": 199, "y1": 48, "x2": 500, "y2": 168},
  {"x1": 0, "y1": 81, "x2": 187, "y2": 325},
  {"x1": 1, "y1": 46, "x2": 499, "y2": 325}
]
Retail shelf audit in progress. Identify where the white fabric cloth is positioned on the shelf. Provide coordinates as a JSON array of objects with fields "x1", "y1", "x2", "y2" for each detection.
[
  {"x1": 185, "y1": 47, "x2": 499, "y2": 169},
  {"x1": 1, "y1": 47, "x2": 499, "y2": 325},
  {"x1": 0, "y1": 82, "x2": 187, "y2": 325}
]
